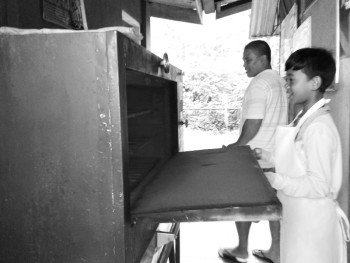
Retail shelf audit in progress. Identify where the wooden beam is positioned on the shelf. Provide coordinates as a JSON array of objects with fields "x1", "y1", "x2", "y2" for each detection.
[
  {"x1": 201, "y1": 0, "x2": 215, "y2": 14},
  {"x1": 216, "y1": 1, "x2": 251, "y2": 19},
  {"x1": 141, "y1": 0, "x2": 151, "y2": 49},
  {"x1": 195, "y1": 0, "x2": 203, "y2": 24},
  {"x1": 150, "y1": 2, "x2": 202, "y2": 24},
  {"x1": 150, "y1": 0, "x2": 197, "y2": 9},
  {"x1": 84, "y1": 0, "x2": 122, "y2": 29}
]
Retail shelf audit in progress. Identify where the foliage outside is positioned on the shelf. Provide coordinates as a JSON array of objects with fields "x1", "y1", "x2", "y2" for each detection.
[{"x1": 151, "y1": 12, "x2": 280, "y2": 133}]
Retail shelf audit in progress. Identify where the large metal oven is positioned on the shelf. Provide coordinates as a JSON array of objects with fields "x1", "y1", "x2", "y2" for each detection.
[{"x1": 0, "y1": 29, "x2": 281, "y2": 263}]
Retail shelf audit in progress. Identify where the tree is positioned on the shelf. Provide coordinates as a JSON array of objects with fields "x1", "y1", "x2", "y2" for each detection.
[{"x1": 151, "y1": 12, "x2": 280, "y2": 133}]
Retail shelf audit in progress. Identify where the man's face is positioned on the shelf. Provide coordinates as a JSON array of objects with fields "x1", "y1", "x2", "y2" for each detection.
[
  {"x1": 286, "y1": 69, "x2": 313, "y2": 104},
  {"x1": 243, "y1": 48, "x2": 266, "y2": 77}
]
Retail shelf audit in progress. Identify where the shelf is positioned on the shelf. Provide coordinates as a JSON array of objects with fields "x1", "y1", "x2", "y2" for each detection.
[
  {"x1": 128, "y1": 137, "x2": 152, "y2": 155},
  {"x1": 128, "y1": 109, "x2": 152, "y2": 119},
  {"x1": 128, "y1": 157, "x2": 161, "y2": 189}
]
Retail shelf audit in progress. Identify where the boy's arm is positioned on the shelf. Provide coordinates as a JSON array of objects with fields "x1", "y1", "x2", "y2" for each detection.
[{"x1": 266, "y1": 122, "x2": 337, "y2": 198}]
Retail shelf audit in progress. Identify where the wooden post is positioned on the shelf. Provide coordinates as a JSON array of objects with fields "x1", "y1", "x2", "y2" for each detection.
[{"x1": 141, "y1": 0, "x2": 151, "y2": 49}]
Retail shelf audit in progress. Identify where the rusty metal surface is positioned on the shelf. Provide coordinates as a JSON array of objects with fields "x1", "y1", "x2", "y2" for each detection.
[
  {"x1": 122, "y1": 33, "x2": 182, "y2": 81},
  {"x1": 131, "y1": 146, "x2": 282, "y2": 223},
  {"x1": 133, "y1": 204, "x2": 282, "y2": 223},
  {"x1": 0, "y1": 30, "x2": 187, "y2": 263},
  {"x1": 0, "y1": 31, "x2": 123, "y2": 262}
]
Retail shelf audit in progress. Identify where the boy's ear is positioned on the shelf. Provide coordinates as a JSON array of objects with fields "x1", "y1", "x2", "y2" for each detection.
[{"x1": 311, "y1": 76, "x2": 322, "y2": 91}]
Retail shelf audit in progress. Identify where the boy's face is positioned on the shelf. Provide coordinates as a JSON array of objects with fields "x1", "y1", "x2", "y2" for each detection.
[
  {"x1": 286, "y1": 69, "x2": 314, "y2": 104},
  {"x1": 243, "y1": 49, "x2": 265, "y2": 78}
]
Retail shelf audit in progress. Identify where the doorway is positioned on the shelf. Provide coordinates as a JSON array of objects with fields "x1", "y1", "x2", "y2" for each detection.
[{"x1": 151, "y1": 11, "x2": 279, "y2": 262}]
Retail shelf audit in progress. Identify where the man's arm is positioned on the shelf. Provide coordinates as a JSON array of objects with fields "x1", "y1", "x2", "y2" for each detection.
[{"x1": 227, "y1": 119, "x2": 262, "y2": 147}]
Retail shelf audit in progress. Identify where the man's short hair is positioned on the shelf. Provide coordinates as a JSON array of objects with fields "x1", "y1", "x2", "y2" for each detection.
[
  {"x1": 244, "y1": 40, "x2": 271, "y2": 63},
  {"x1": 285, "y1": 48, "x2": 336, "y2": 93}
]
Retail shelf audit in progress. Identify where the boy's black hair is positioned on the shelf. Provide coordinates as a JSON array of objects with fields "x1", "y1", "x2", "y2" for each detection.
[
  {"x1": 285, "y1": 48, "x2": 336, "y2": 93},
  {"x1": 244, "y1": 40, "x2": 271, "y2": 63}
]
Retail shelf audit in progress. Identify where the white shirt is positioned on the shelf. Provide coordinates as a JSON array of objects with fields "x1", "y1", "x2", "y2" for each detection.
[{"x1": 240, "y1": 69, "x2": 288, "y2": 152}]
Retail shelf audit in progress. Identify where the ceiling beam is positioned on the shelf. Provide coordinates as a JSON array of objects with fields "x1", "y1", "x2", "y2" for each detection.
[
  {"x1": 195, "y1": 0, "x2": 203, "y2": 24},
  {"x1": 149, "y1": 0, "x2": 197, "y2": 9},
  {"x1": 216, "y1": 0, "x2": 251, "y2": 19},
  {"x1": 201, "y1": 0, "x2": 215, "y2": 14},
  {"x1": 150, "y1": 2, "x2": 202, "y2": 24}
]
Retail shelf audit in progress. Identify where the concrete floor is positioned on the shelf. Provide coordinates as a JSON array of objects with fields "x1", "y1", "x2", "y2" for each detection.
[
  {"x1": 180, "y1": 221, "x2": 272, "y2": 263},
  {"x1": 181, "y1": 129, "x2": 272, "y2": 263}
]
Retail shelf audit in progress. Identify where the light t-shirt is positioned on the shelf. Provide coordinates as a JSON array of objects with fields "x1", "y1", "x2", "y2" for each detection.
[{"x1": 240, "y1": 69, "x2": 288, "y2": 152}]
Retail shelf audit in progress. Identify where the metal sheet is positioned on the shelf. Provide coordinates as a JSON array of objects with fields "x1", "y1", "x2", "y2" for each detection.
[
  {"x1": 0, "y1": 31, "x2": 122, "y2": 263},
  {"x1": 131, "y1": 146, "x2": 282, "y2": 223},
  {"x1": 249, "y1": 0, "x2": 279, "y2": 37}
]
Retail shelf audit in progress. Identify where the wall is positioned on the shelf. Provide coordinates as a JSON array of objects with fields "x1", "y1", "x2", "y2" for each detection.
[
  {"x1": 122, "y1": 0, "x2": 142, "y2": 26},
  {"x1": 0, "y1": 0, "x2": 153, "y2": 48},
  {"x1": 5, "y1": 0, "x2": 55, "y2": 28},
  {"x1": 0, "y1": 0, "x2": 144, "y2": 30},
  {"x1": 288, "y1": 1, "x2": 350, "y2": 259},
  {"x1": 301, "y1": 0, "x2": 350, "y2": 226},
  {"x1": 0, "y1": 0, "x2": 151, "y2": 49},
  {"x1": 84, "y1": 0, "x2": 122, "y2": 29},
  {"x1": 329, "y1": 57, "x2": 350, "y2": 214},
  {"x1": 301, "y1": 0, "x2": 349, "y2": 213},
  {"x1": 0, "y1": 31, "x2": 122, "y2": 263}
]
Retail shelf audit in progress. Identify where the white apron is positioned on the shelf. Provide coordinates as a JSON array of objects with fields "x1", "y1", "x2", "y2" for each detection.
[{"x1": 275, "y1": 99, "x2": 350, "y2": 263}]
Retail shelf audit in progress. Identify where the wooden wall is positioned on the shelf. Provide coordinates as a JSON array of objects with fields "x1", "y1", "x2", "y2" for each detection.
[
  {"x1": 0, "y1": 0, "x2": 154, "y2": 48},
  {"x1": 84, "y1": 0, "x2": 123, "y2": 29},
  {"x1": 5, "y1": 0, "x2": 55, "y2": 28},
  {"x1": 0, "y1": 31, "x2": 124, "y2": 263},
  {"x1": 301, "y1": 0, "x2": 350, "y2": 230},
  {"x1": 0, "y1": 0, "x2": 148, "y2": 35},
  {"x1": 122, "y1": 0, "x2": 142, "y2": 25},
  {"x1": 281, "y1": 0, "x2": 350, "y2": 258}
]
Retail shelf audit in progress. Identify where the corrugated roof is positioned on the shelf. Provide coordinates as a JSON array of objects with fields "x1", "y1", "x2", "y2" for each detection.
[
  {"x1": 149, "y1": 0, "x2": 253, "y2": 24},
  {"x1": 249, "y1": 0, "x2": 279, "y2": 37}
]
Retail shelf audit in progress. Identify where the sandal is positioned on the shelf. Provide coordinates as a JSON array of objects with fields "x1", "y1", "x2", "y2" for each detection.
[
  {"x1": 252, "y1": 249, "x2": 274, "y2": 263},
  {"x1": 218, "y1": 248, "x2": 248, "y2": 262}
]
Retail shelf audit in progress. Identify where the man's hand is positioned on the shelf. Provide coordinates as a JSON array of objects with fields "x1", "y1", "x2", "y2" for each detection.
[{"x1": 254, "y1": 148, "x2": 262, "y2": 159}]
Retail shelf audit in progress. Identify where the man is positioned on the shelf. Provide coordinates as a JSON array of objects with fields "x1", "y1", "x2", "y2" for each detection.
[{"x1": 219, "y1": 40, "x2": 288, "y2": 263}]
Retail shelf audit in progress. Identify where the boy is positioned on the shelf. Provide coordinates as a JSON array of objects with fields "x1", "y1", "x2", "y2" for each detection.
[{"x1": 257, "y1": 48, "x2": 349, "y2": 263}]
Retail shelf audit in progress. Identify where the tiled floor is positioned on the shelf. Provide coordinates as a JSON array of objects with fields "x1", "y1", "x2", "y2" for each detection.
[{"x1": 180, "y1": 221, "x2": 272, "y2": 263}]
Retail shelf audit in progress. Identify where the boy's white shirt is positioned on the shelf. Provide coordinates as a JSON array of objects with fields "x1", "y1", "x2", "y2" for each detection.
[{"x1": 263, "y1": 99, "x2": 343, "y2": 199}]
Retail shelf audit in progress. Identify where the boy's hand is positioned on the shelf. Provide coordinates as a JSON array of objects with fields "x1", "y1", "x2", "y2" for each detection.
[{"x1": 253, "y1": 148, "x2": 262, "y2": 159}]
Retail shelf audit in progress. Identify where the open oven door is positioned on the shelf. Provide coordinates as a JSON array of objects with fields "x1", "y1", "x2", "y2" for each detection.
[{"x1": 132, "y1": 146, "x2": 282, "y2": 262}]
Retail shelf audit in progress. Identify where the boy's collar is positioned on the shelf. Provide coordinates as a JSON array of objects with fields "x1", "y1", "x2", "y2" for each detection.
[
  {"x1": 306, "y1": 98, "x2": 330, "y2": 112},
  {"x1": 295, "y1": 98, "x2": 330, "y2": 127}
]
